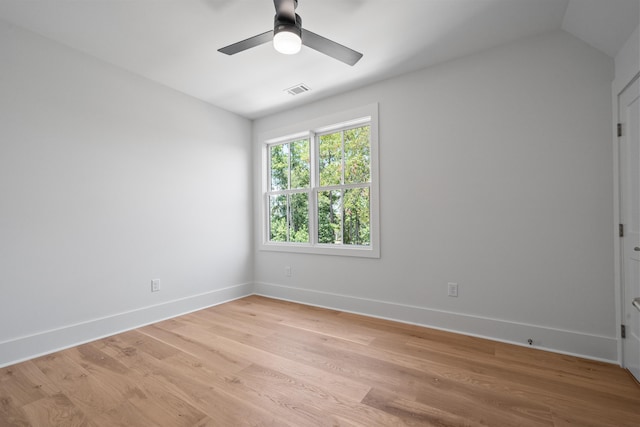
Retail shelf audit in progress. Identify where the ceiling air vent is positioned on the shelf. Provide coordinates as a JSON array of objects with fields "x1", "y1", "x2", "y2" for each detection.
[{"x1": 285, "y1": 83, "x2": 311, "y2": 96}]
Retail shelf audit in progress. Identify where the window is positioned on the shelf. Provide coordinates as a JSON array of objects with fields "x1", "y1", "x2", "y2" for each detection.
[
  {"x1": 268, "y1": 138, "x2": 311, "y2": 243},
  {"x1": 261, "y1": 104, "x2": 379, "y2": 257}
]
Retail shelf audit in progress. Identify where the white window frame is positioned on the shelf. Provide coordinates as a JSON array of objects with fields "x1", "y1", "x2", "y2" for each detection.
[{"x1": 260, "y1": 103, "x2": 379, "y2": 258}]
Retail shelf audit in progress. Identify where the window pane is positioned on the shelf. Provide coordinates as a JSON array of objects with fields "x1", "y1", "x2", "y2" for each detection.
[
  {"x1": 290, "y1": 193, "x2": 309, "y2": 243},
  {"x1": 270, "y1": 144, "x2": 289, "y2": 191},
  {"x1": 290, "y1": 139, "x2": 310, "y2": 189},
  {"x1": 318, "y1": 190, "x2": 342, "y2": 244},
  {"x1": 343, "y1": 187, "x2": 370, "y2": 246},
  {"x1": 269, "y1": 194, "x2": 287, "y2": 242},
  {"x1": 344, "y1": 126, "x2": 370, "y2": 184},
  {"x1": 319, "y1": 132, "x2": 342, "y2": 186}
]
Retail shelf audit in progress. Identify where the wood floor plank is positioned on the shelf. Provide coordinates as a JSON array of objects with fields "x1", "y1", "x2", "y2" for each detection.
[
  {"x1": 262, "y1": 324, "x2": 556, "y2": 425},
  {"x1": 412, "y1": 341, "x2": 640, "y2": 413},
  {"x1": 103, "y1": 332, "x2": 300, "y2": 426},
  {"x1": 1, "y1": 295, "x2": 639, "y2": 426},
  {"x1": 188, "y1": 308, "x2": 280, "y2": 339},
  {"x1": 0, "y1": 365, "x2": 50, "y2": 408},
  {"x1": 30, "y1": 353, "x2": 124, "y2": 419},
  {"x1": 236, "y1": 363, "x2": 405, "y2": 426},
  {"x1": 10, "y1": 361, "x2": 61, "y2": 397},
  {"x1": 493, "y1": 342, "x2": 640, "y2": 395},
  {"x1": 363, "y1": 331, "x2": 640, "y2": 414},
  {"x1": 21, "y1": 393, "x2": 94, "y2": 427},
  {"x1": 0, "y1": 393, "x2": 32, "y2": 427},
  {"x1": 362, "y1": 386, "x2": 511, "y2": 427},
  {"x1": 143, "y1": 351, "x2": 301, "y2": 426},
  {"x1": 171, "y1": 322, "x2": 372, "y2": 402},
  {"x1": 90, "y1": 400, "x2": 163, "y2": 427},
  {"x1": 74, "y1": 343, "x2": 209, "y2": 427},
  {"x1": 339, "y1": 310, "x2": 498, "y2": 356},
  {"x1": 136, "y1": 325, "x2": 253, "y2": 375}
]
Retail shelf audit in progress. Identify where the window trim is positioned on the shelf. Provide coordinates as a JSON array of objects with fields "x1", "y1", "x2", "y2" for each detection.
[{"x1": 259, "y1": 103, "x2": 379, "y2": 258}]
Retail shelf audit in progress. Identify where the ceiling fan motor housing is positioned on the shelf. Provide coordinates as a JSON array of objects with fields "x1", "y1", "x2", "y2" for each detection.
[{"x1": 274, "y1": 13, "x2": 302, "y2": 39}]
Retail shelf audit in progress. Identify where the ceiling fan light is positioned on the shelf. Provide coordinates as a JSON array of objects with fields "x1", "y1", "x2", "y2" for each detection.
[
  {"x1": 273, "y1": 28, "x2": 301, "y2": 55},
  {"x1": 273, "y1": 14, "x2": 302, "y2": 55}
]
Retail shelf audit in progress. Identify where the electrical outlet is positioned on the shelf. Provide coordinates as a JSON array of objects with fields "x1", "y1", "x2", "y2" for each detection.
[
  {"x1": 285, "y1": 266, "x2": 292, "y2": 277},
  {"x1": 151, "y1": 279, "x2": 160, "y2": 292},
  {"x1": 447, "y1": 282, "x2": 458, "y2": 297}
]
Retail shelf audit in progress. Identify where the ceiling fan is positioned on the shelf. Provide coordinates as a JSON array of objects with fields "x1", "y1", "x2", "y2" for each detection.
[{"x1": 218, "y1": 0, "x2": 363, "y2": 66}]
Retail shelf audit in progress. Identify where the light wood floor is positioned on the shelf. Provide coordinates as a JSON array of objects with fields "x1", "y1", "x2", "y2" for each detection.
[{"x1": 1, "y1": 296, "x2": 639, "y2": 426}]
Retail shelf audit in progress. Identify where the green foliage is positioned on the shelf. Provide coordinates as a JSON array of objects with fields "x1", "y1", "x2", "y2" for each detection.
[
  {"x1": 268, "y1": 139, "x2": 310, "y2": 243},
  {"x1": 317, "y1": 126, "x2": 371, "y2": 246},
  {"x1": 318, "y1": 190, "x2": 341, "y2": 244},
  {"x1": 319, "y1": 132, "x2": 342, "y2": 186},
  {"x1": 270, "y1": 144, "x2": 288, "y2": 191},
  {"x1": 344, "y1": 188, "x2": 370, "y2": 245},
  {"x1": 268, "y1": 125, "x2": 371, "y2": 247},
  {"x1": 290, "y1": 139, "x2": 310, "y2": 189},
  {"x1": 269, "y1": 194, "x2": 287, "y2": 242},
  {"x1": 344, "y1": 126, "x2": 370, "y2": 184},
  {"x1": 290, "y1": 192, "x2": 309, "y2": 243}
]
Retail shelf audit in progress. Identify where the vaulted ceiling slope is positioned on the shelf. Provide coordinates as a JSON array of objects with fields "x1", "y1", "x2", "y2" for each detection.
[{"x1": 0, "y1": 0, "x2": 637, "y2": 119}]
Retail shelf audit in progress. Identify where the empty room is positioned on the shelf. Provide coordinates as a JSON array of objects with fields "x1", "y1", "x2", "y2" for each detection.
[{"x1": 1, "y1": 0, "x2": 640, "y2": 425}]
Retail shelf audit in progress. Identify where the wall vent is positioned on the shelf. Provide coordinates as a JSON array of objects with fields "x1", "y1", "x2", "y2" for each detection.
[{"x1": 285, "y1": 83, "x2": 311, "y2": 96}]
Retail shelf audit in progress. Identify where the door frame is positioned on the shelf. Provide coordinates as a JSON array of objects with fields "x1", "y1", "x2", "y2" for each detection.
[{"x1": 615, "y1": 71, "x2": 640, "y2": 368}]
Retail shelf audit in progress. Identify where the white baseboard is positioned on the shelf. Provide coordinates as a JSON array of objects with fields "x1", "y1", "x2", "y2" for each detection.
[
  {"x1": 0, "y1": 282, "x2": 254, "y2": 368},
  {"x1": 254, "y1": 282, "x2": 618, "y2": 363},
  {"x1": 1, "y1": 281, "x2": 619, "y2": 368}
]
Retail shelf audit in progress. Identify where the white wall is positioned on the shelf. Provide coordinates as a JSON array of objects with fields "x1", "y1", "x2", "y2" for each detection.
[
  {"x1": 253, "y1": 30, "x2": 617, "y2": 361},
  {"x1": 614, "y1": 25, "x2": 639, "y2": 93},
  {"x1": 0, "y1": 20, "x2": 253, "y2": 367}
]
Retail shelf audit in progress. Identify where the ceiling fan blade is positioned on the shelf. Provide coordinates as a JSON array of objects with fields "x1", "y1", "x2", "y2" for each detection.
[
  {"x1": 273, "y1": 0, "x2": 297, "y2": 21},
  {"x1": 218, "y1": 30, "x2": 272, "y2": 55},
  {"x1": 302, "y1": 29, "x2": 363, "y2": 66}
]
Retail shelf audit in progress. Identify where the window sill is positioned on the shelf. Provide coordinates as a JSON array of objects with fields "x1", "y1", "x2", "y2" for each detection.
[{"x1": 259, "y1": 242, "x2": 380, "y2": 258}]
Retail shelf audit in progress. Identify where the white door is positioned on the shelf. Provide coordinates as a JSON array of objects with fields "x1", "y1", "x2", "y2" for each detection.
[{"x1": 620, "y1": 76, "x2": 640, "y2": 383}]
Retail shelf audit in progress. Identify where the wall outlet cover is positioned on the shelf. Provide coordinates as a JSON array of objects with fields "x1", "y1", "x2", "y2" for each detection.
[{"x1": 447, "y1": 282, "x2": 458, "y2": 297}]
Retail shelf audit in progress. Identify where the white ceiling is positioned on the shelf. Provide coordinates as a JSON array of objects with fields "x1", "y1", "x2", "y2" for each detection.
[{"x1": 0, "y1": 0, "x2": 638, "y2": 119}]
